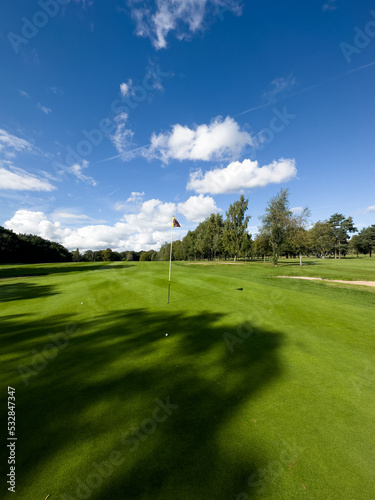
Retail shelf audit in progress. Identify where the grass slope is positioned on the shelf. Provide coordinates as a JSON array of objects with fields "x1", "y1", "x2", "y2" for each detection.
[{"x1": 1, "y1": 259, "x2": 374, "y2": 499}]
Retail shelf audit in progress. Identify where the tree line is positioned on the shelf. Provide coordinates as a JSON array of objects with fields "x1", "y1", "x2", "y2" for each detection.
[
  {"x1": 158, "y1": 189, "x2": 375, "y2": 266},
  {"x1": 1, "y1": 189, "x2": 374, "y2": 265},
  {"x1": 0, "y1": 226, "x2": 71, "y2": 263}
]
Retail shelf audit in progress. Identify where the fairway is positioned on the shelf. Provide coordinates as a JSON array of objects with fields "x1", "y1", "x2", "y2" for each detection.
[{"x1": 1, "y1": 259, "x2": 375, "y2": 500}]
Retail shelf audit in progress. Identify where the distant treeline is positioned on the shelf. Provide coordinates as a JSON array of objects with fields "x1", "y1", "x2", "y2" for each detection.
[
  {"x1": 0, "y1": 226, "x2": 71, "y2": 264},
  {"x1": 1, "y1": 189, "x2": 374, "y2": 265}
]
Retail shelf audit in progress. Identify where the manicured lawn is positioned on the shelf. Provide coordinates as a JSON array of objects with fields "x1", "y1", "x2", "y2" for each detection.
[{"x1": 1, "y1": 258, "x2": 375, "y2": 499}]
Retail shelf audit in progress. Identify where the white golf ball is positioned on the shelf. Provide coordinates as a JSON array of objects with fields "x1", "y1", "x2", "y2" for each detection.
[
  {"x1": 81, "y1": 302, "x2": 84, "y2": 305},
  {"x1": 165, "y1": 333, "x2": 168, "y2": 336}
]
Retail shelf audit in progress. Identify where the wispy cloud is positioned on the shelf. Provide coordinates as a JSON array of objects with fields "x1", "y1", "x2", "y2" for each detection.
[
  {"x1": 52, "y1": 212, "x2": 90, "y2": 220},
  {"x1": 322, "y1": 0, "x2": 337, "y2": 12},
  {"x1": 263, "y1": 75, "x2": 297, "y2": 103},
  {"x1": 110, "y1": 112, "x2": 135, "y2": 160},
  {"x1": 68, "y1": 160, "x2": 97, "y2": 186},
  {"x1": 127, "y1": 0, "x2": 243, "y2": 49},
  {"x1": 0, "y1": 163, "x2": 55, "y2": 191},
  {"x1": 365, "y1": 205, "x2": 375, "y2": 213},
  {"x1": 37, "y1": 102, "x2": 52, "y2": 115},
  {"x1": 0, "y1": 129, "x2": 34, "y2": 157},
  {"x1": 18, "y1": 89, "x2": 31, "y2": 98}
]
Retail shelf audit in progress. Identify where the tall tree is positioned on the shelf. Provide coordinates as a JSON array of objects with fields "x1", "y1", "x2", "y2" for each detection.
[
  {"x1": 260, "y1": 189, "x2": 292, "y2": 266},
  {"x1": 308, "y1": 221, "x2": 335, "y2": 258},
  {"x1": 357, "y1": 225, "x2": 375, "y2": 257},
  {"x1": 71, "y1": 248, "x2": 81, "y2": 262},
  {"x1": 289, "y1": 208, "x2": 311, "y2": 266},
  {"x1": 223, "y1": 195, "x2": 250, "y2": 261},
  {"x1": 328, "y1": 213, "x2": 357, "y2": 259}
]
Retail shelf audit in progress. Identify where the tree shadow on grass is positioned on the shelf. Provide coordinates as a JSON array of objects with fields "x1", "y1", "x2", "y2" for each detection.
[
  {"x1": 0, "y1": 262, "x2": 134, "y2": 278},
  {"x1": 0, "y1": 282, "x2": 58, "y2": 303},
  {"x1": 1, "y1": 308, "x2": 284, "y2": 500}
]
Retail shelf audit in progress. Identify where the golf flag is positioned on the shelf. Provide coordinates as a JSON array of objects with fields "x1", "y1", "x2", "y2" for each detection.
[
  {"x1": 168, "y1": 216, "x2": 181, "y2": 304},
  {"x1": 172, "y1": 217, "x2": 181, "y2": 227}
]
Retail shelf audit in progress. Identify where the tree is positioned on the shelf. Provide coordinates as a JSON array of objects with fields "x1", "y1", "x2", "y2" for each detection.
[
  {"x1": 357, "y1": 225, "x2": 375, "y2": 257},
  {"x1": 101, "y1": 248, "x2": 114, "y2": 261},
  {"x1": 241, "y1": 232, "x2": 252, "y2": 261},
  {"x1": 182, "y1": 231, "x2": 196, "y2": 261},
  {"x1": 260, "y1": 189, "x2": 292, "y2": 266},
  {"x1": 328, "y1": 213, "x2": 357, "y2": 259},
  {"x1": 348, "y1": 235, "x2": 361, "y2": 257},
  {"x1": 223, "y1": 195, "x2": 250, "y2": 261},
  {"x1": 253, "y1": 233, "x2": 272, "y2": 262},
  {"x1": 83, "y1": 250, "x2": 94, "y2": 262},
  {"x1": 289, "y1": 208, "x2": 311, "y2": 266},
  {"x1": 72, "y1": 248, "x2": 81, "y2": 262},
  {"x1": 308, "y1": 221, "x2": 335, "y2": 258}
]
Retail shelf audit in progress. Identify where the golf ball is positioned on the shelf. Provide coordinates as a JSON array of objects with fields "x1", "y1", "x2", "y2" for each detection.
[{"x1": 165, "y1": 333, "x2": 168, "y2": 336}]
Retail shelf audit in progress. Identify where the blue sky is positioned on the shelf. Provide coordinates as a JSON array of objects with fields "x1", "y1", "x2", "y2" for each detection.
[{"x1": 0, "y1": 0, "x2": 374, "y2": 251}]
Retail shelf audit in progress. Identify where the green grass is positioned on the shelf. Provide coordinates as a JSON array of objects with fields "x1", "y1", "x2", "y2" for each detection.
[{"x1": 1, "y1": 258, "x2": 374, "y2": 499}]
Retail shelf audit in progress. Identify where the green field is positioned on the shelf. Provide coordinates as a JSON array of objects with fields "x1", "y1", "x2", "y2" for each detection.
[{"x1": 1, "y1": 258, "x2": 375, "y2": 500}]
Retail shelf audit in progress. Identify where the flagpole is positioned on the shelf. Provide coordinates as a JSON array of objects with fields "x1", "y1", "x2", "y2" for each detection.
[{"x1": 168, "y1": 222, "x2": 173, "y2": 304}]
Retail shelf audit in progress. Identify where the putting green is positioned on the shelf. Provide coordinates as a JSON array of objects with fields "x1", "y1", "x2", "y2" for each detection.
[{"x1": 1, "y1": 258, "x2": 374, "y2": 499}]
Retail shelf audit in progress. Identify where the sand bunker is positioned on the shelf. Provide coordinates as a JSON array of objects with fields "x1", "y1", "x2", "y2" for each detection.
[{"x1": 277, "y1": 276, "x2": 375, "y2": 288}]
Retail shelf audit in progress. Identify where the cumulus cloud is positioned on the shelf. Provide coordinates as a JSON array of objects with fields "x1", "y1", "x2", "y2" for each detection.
[
  {"x1": 177, "y1": 195, "x2": 219, "y2": 222},
  {"x1": 127, "y1": 0, "x2": 242, "y2": 49},
  {"x1": 187, "y1": 158, "x2": 297, "y2": 194},
  {"x1": 5, "y1": 210, "x2": 68, "y2": 240},
  {"x1": 5, "y1": 194, "x2": 218, "y2": 251},
  {"x1": 68, "y1": 160, "x2": 97, "y2": 186},
  {"x1": 146, "y1": 116, "x2": 254, "y2": 163},
  {"x1": 127, "y1": 191, "x2": 145, "y2": 203},
  {"x1": 0, "y1": 164, "x2": 55, "y2": 191}
]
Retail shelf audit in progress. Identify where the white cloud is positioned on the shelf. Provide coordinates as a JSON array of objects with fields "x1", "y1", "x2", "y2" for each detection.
[
  {"x1": 127, "y1": 0, "x2": 242, "y2": 49},
  {"x1": 322, "y1": 0, "x2": 337, "y2": 12},
  {"x1": 127, "y1": 191, "x2": 145, "y2": 203},
  {"x1": 0, "y1": 129, "x2": 34, "y2": 155},
  {"x1": 187, "y1": 158, "x2": 297, "y2": 194},
  {"x1": 4, "y1": 194, "x2": 220, "y2": 251},
  {"x1": 37, "y1": 103, "x2": 52, "y2": 115},
  {"x1": 52, "y1": 212, "x2": 90, "y2": 220},
  {"x1": 263, "y1": 75, "x2": 297, "y2": 103},
  {"x1": 365, "y1": 205, "x2": 375, "y2": 213},
  {"x1": 146, "y1": 116, "x2": 254, "y2": 163},
  {"x1": 0, "y1": 164, "x2": 55, "y2": 191},
  {"x1": 68, "y1": 160, "x2": 97, "y2": 186},
  {"x1": 291, "y1": 206, "x2": 303, "y2": 214},
  {"x1": 110, "y1": 113, "x2": 135, "y2": 158},
  {"x1": 114, "y1": 191, "x2": 145, "y2": 211},
  {"x1": 177, "y1": 195, "x2": 219, "y2": 222},
  {"x1": 18, "y1": 89, "x2": 31, "y2": 98},
  {"x1": 120, "y1": 79, "x2": 133, "y2": 97},
  {"x1": 4, "y1": 210, "x2": 67, "y2": 240}
]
